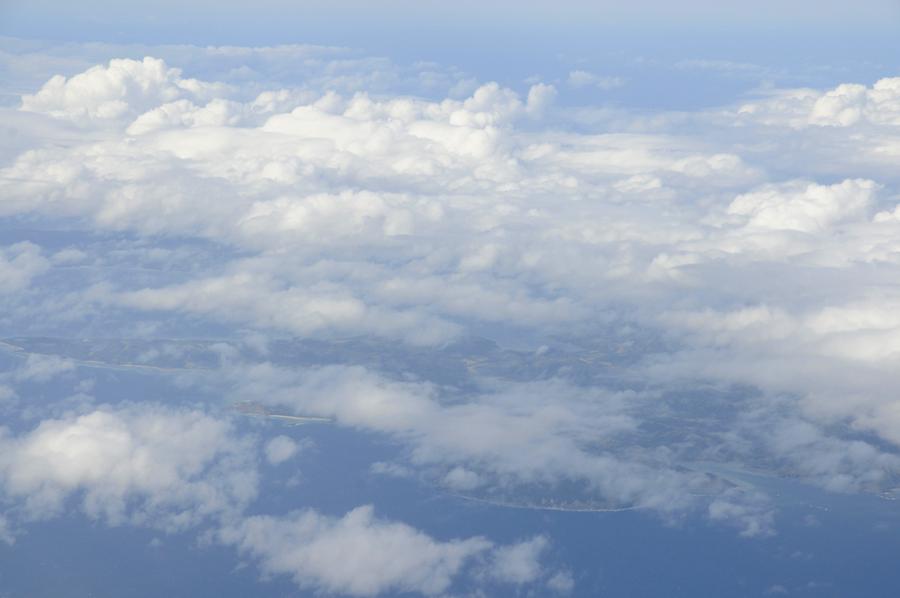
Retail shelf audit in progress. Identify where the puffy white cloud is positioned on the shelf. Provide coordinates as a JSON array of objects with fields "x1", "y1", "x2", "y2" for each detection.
[
  {"x1": 809, "y1": 78, "x2": 900, "y2": 127},
  {"x1": 735, "y1": 77, "x2": 900, "y2": 128},
  {"x1": 725, "y1": 179, "x2": 877, "y2": 233},
  {"x1": 0, "y1": 404, "x2": 258, "y2": 528},
  {"x1": 443, "y1": 466, "x2": 483, "y2": 491},
  {"x1": 220, "y1": 503, "x2": 560, "y2": 596},
  {"x1": 219, "y1": 505, "x2": 493, "y2": 596},
  {"x1": 20, "y1": 57, "x2": 228, "y2": 125},
  {"x1": 265, "y1": 435, "x2": 300, "y2": 465},
  {"x1": 809, "y1": 83, "x2": 869, "y2": 127},
  {"x1": 126, "y1": 98, "x2": 247, "y2": 135}
]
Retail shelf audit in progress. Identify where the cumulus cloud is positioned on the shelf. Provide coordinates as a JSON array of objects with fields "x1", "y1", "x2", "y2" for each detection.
[
  {"x1": 0, "y1": 404, "x2": 258, "y2": 528},
  {"x1": 219, "y1": 505, "x2": 493, "y2": 596},
  {"x1": 265, "y1": 435, "x2": 300, "y2": 464},
  {"x1": 735, "y1": 77, "x2": 900, "y2": 128},
  {"x1": 443, "y1": 466, "x2": 483, "y2": 491},
  {"x1": 219, "y1": 504, "x2": 560, "y2": 596},
  {"x1": 489, "y1": 535, "x2": 549, "y2": 584},
  {"x1": 126, "y1": 98, "x2": 247, "y2": 135},
  {"x1": 725, "y1": 179, "x2": 877, "y2": 233},
  {"x1": 20, "y1": 57, "x2": 227, "y2": 125},
  {"x1": 0, "y1": 68, "x2": 758, "y2": 343},
  {"x1": 809, "y1": 78, "x2": 900, "y2": 127}
]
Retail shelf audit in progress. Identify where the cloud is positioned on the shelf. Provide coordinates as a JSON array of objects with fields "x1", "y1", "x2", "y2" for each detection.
[
  {"x1": 0, "y1": 67, "x2": 756, "y2": 344},
  {"x1": 126, "y1": 98, "x2": 247, "y2": 135},
  {"x1": 0, "y1": 242, "x2": 49, "y2": 294},
  {"x1": 707, "y1": 489, "x2": 775, "y2": 538},
  {"x1": 725, "y1": 179, "x2": 877, "y2": 233},
  {"x1": 547, "y1": 570, "x2": 576, "y2": 594},
  {"x1": 735, "y1": 77, "x2": 900, "y2": 129},
  {"x1": 442, "y1": 466, "x2": 483, "y2": 491},
  {"x1": 116, "y1": 267, "x2": 461, "y2": 345},
  {"x1": 809, "y1": 79, "x2": 900, "y2": 127},
  {"x1": 20, "y1": 57, "x2": 227, "y2": 125},
  {"x1": 222, "y1": 362, "x2": 737, "y2": 517},
  {"x1": 567, "y1": 70, "x2": 624, "y2": 90},
  {"x1": 220, "y1": 505, "x2": 561, "y2": 596},
  {"x1": 264, "y1": 435, "x2": 300, "y2": 465},
  {"x1": 489, "y1": 535, "x2": 549, "y2": 584},
  {"x1": 218, "y1": 505, "x2": 493, "y2": 596},
  {"x1": 13, "y1": 353, "x2": 75, "y2": 383},
  {"x1": 762, "y1": 417, "x2": 900, "y2": 493},
  {"x1": 0, "y1": 514, "x2": 13, "y2": 545},
  {"x1": 0, "y1": 396, "x2": 565, "y2": 595},
  {"x1": 0, "y1": 404, "x2": 258, "y2": 528}
]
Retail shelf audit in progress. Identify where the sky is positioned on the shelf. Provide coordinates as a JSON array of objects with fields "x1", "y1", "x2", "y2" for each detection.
[{"x1": 2, "y1": 1, "x2": 900, "y2": 597}]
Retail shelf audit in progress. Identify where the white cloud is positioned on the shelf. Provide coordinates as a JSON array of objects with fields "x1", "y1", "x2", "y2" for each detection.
[
  {"x1": 219, "y1": 503, "x2": 559, "y2": 596},
  {"x1": 725, "y1": 179, "x2": 878, "y2": 233},
  {"x1": 809, "y1": 78, "x2": 900, "y2": 127},
  {"x1": 735, "y1": 77, "x2": 900, "y2": 128},
  {"x1": 116, "y1": 268, "x2": 461, "y2": 345},
  {"x1": 369, "y1": 461, "x2": 413, "y2": 478},
  {"x1": 0, "y1": 514, "x2": 13, "y2": 545},
  {"x1": 567, "y1": 70, "x2": 624, "y2": 90},
  {"x1": 265, "y1": 435, "x2": 300, "y2": 465},
  {"x1": 13, "y1": 353, "x2": 75, "y2": 382},
  {"x1": 547, "y1": 570, "x2": 576, "y2": 594},
  {"x1": 0, "y1": 242, "x2": 49, "y2": 294},
  {"x1": 0, "y1": 395, "x2": 566, "y2": 596},
  {"x1": 763, "y1": 417, "x2": 900, "y2": 493},
  {"x1": 443, "y1": 466, "x2": 483, "y2": 491},
  {"x1": 126, "y1": 98, "x2": 247, "y2": 135},
  {"x1": 219, "y1": 505, "x2": 492, "y2": 596},
  {"x1": 707, "y1": 489, "x2": 775, "y2": 538},
  {"x1": 20, "y1": 57, "x2": 227, "y2": 125},
  {"x1": 489, "y1": 535, "x2": 549, "y2": 584},
  {"x1": 0, "y1": 404, "x2": 258, "y2": 528},
  {"x1": 224, "y1": 363, "x2": 726, "y2": 516}
]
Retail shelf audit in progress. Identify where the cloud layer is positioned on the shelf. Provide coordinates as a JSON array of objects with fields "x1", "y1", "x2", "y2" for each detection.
[{"x1": 3, "y1": 43, "x2": 900, "y2": 594}]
